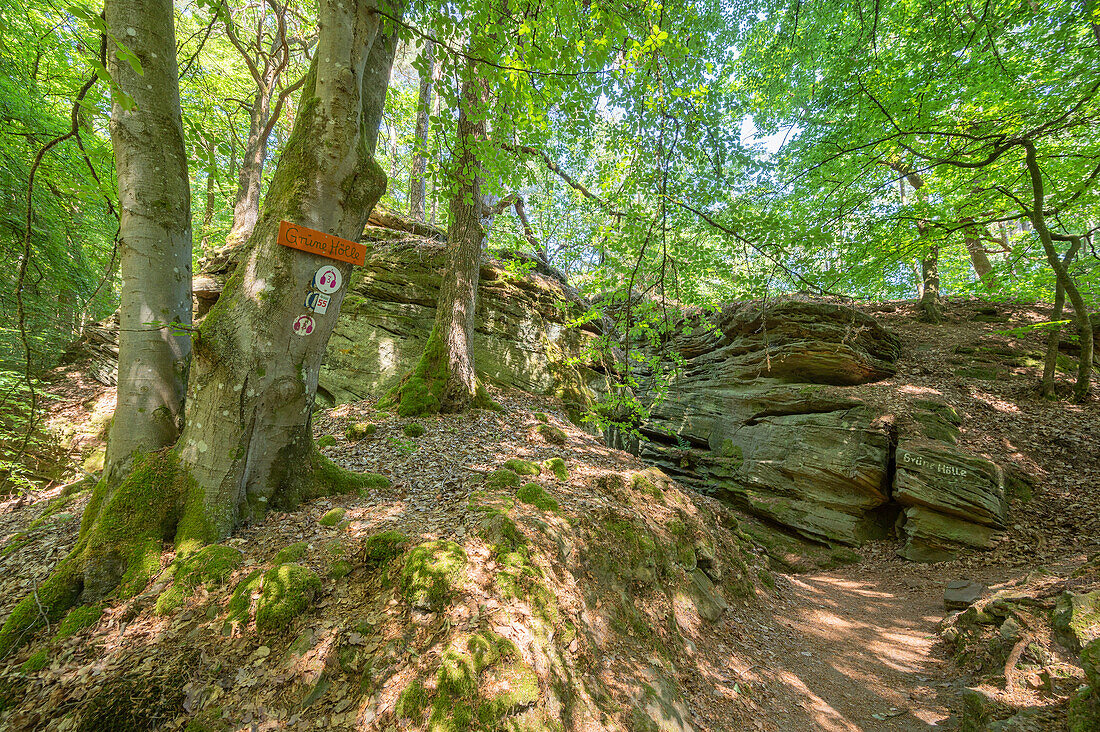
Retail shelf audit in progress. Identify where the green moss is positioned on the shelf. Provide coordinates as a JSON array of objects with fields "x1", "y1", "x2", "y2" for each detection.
[
  {"x1": 476, "y1": 665, "x2": 540, "y2": 725},
  {"x1": 363, "y1": 530, "x2": 407, "y2": 565},
  {"x1": 542, "y1": 458, "x2": 567, "y2": 481},
  {"x1": 328, "y1": 560, "x2": 353, "y2": 579},
  {"x1": 535, "y1": 424, "x2": 567, "y2": 445},
  {"x1": 382, "y1": 328, "x2": 450, "y2": 417},
  {"x1": 630, "y1": 471, "x2": 664, "y2": 500},
  {"x1": 316, "y1": 435, "x2": 337, "y2": 448},
  {"x1": 402, "y1": 540, "x2": 467, "y2": 611},
  {"x1": 255, "y1": 564, "x2": 321, "y2": 634},
  {"x1": 403, "y1": 422, "x2": 426, "y2": 438},
  {"x1": 226, "y1": 569, "x2": 263, "y2": 625},
  {"x1": 0, "y1": 558, "x2": 82, "y2": 657},
  {"x1": 273, "y1": 541, "x2": 308, "y2": 564},
  {"x1": 956, "y1": 365, "x2": 1000, "y2": 380},
  {"x1": 534, "y1": 412, "x2": 549, "y2": 423},
  {"x1": 829, "y1": 547, "x2": 861, "y2": 566},
  {"x1": 54, "y1": 605, "x2": 102, "y2": 640},
  {"x1": 21, "y1": 649, "x2": 49, "y2": 673},
  {"x1": 517, "y1": 484, "x2": 559, "y2": 512},
  {"x1": 311, "y1": 451, "x2": 389, "y2": 497},
  {"x1": 503, "y1": 459, "x2": 540, "y2": 477},
  {"x1": 467, "y1": 630, "x2": 519, "y2": 674},
  {"x1": 155, "y1": 545, "x2": 242, "y2": 615},
  {"x1": 320, "y1": 507, "x2": 346, "y2": 527},
  {"x1": 396, "y1": 678, "x2": 430, "y2": 720},
  {"x1": 486, "y1": 469, "x2": 522, "y2": 489},
  {"x1": 1069, "y1": 686, "x2": 1100, "y2": 732},
  {"x1": 345, "y1": 422, "x2": 376, "y2": 441}
]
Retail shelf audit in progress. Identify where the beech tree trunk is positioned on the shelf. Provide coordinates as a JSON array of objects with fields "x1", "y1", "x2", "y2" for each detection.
[
  {"x1": 103, "y1": 0, "x2": 192, "y2": 483},
  {"x1": 1023, "y1": 141, "x2": 1093, "y2": 401},
  {"x1": 177, "y1": 3, "x2": 401, "y2": 541},
  {"x1": 408, "y1": 39, "x2": 434, "y2": 222},
  {"x1": 386, "y1": 66, "x2": 491, "y2": 416},
  {"x1": 226, "y1": 87, "x2": 272, "y2": 246},
  {"x1": 0, "y1": 0, "x2": 402, "y2": 658},
  {"x1": 963, "y1": 220, "x2": 996, "y2": 290}
]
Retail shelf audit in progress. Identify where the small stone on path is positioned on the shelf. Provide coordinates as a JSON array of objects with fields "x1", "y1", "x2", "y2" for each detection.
[{"x1": 944, "y1": 579, "x2": 986, "y2": 610}]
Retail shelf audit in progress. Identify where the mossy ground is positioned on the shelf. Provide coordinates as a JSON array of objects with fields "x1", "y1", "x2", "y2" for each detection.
[
  {"x1": 542, "y1": 457, "x2": 567, "y2": 481},
  {"x1": 535, "y1": 424, "x2": 567, "y2": 445},
  {"x1": 402, "y1": 540, "x2": 467, "y2": 611},
  {"x1": 255, "y1": 563, "x2": 321, "y2": 634},
  {"x1": 503, "y1": 458, "x2": 540, "y2": 476},
  {"x1": 155, "y1": 544, "x2": 242, "y2": 615},
  {"x1": 319, "y1": 507, "x2": 346, "y2": 527},
  {"x1": 517, "y1": 483, "x2": 559, "y2": 512}
]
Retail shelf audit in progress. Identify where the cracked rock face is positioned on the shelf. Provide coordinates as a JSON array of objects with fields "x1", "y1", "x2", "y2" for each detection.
[{"x1": 613, "y1": 300, "x2": 1007, "y2": 559}]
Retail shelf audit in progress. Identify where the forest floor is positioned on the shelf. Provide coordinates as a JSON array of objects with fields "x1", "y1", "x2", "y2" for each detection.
[{"x1": 0, "y1": 296, "x2": 1097, "y2": 730}]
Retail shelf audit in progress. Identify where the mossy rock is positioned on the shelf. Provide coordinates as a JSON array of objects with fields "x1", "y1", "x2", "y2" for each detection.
[
  {"x1": 328, "y1": 559, "x2": 354, "y2": 579},
  {"x1": 53, "y1": 605, "x2": 102, "y2": 641},
  {"x1": 535, "y1": 424, "x2": 567, "y2": 445},
  {"x1": 345, "y1": 422, "x2": 377, "y2": 441},
  {"x1": 467, "y1": 630, "x2": 519, "y2": 673},
  {"x1": 1054, "y1": 590, "x2": 1100, "y2": 651},
  {"x1": 534, "y1": 412, "x2": 549, "y2": 423},
  {"x1": 542, "y1": 457, "x2": 568, "y2": 481},
  {"x1": 517, "y1": 484, "x2": 559, "y2": 512},
  {"x1": 956, "y1": 365, "x2": 1001, "y2": 380},
  {"x1": 630, "y1": 469, "x2": 667, "y2": 500},
  {"x1": 485, "y1": 469, "x2": 521, "y2": 490},
  {"x1": 21, "y1": 649, "x2": 49, "y2": 673},
  {"x1": 503, "y1": 458, "x2": 540, "y2": 476},
  {"x1": 156, "y1": 545, "x2": 243, "y2": 615},
  {"x1": 402, "y1": 540, "x2": 467, "y2": 611},
  {"x1": 316, "y1": 435, "x2": 337, "y2": 449},
  {"x1": 311, "y1": 453, "x2": 389, "y2": 496},
  {"x1": 226, "y1": 569, "x2": 264, "y2": 626},
  {"x1": 273, "y1": 541, "x2": 308, "y2": 564},
  {"x1": 319, "y1": 507, "x2": 346, "y2": 527},
  {"x1": 476, "y1": 664, "x2": 540, "y2": 725},
  {"x1": 403, "y1": 422, "x2": 426, "y2": 438},
  {"x1": 1069, "y1": 685, "x2": 1100, "y2": 732},
  {"x1": 363, "y1": 530, "x2": 407, "y2": 566},
  {"x1": 255, "y1": 564, "x2": 321, "y2": 635}
]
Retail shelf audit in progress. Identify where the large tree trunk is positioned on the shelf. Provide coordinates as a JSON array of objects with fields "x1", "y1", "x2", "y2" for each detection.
[
  {"x1": 226, "y1": 87, "x2": 272, "y2": 246},
  {"x1": 176, "y1": 4, "x2": 400, "y2": 544},
  {"x1": 408, "y1": 39, "x2": 434, "y2": 222},
  {"x1": 0, "y1": 0, "x2": 402, "y2": 658},
  {"x1": 103, "y1": 0, "x2": 192, "y2": 483},
  {"x1": 385, "y1": 67, "x2": 491, "y2": 416},
  {"x1": 918, "y1": 244, "x2": 943, "y2": 323}
]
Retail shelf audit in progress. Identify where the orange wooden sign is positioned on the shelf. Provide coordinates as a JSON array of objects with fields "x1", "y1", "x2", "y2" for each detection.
[{"x1": 277, "y1": 220, "x2": 366, "y2": 266}]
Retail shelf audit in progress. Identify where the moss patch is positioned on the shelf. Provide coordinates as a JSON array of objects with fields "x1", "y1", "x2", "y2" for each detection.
[
  {"x1": 226, "y1": 569, "x2": 263, "y2": 626},
  {"x1": 381, "y1": 328, "x2": 450, "y2": 417},
  {"x1": 316, "y1": 435, "x2": 337, "y2": 448},
  {"x1": 363, "y1": 529, "x2": 407, "y2": 566},
  {"x1": 534, "y1": 412, "x2": 549, "y2": 423},
  {"x1": 485, "y1": 469, "x2": 521, "y2": 490},
  {"x1": 402, "y1": 540, "x2": 467, "y2": 611},
  {"x1": 542, "y1": 457, "x2": 568, "y2": 481},
  {"x1": 255, "y1": 564, "x2": 321, "y2": 635},
  {"x1": 311, "y1": 451, "x2": 389, "y2": 497},
  {"x1": 155, "y1": 545, "x2": 242, "y2": 615},
  {"x1": 517, "y1": 484, "x2": 559, "y2": 512},
  {"x1": 273, "y1": 541, "x2": 308, "y2": 564},
  {"x1": 319, "y1": 507, "x2": 346, "y2": 527},
  {"x1": 503, "y1": 459, "x2": 540, "y2": 476},
  {"x1": 54, "y1": 605, "x2": 102, "y2": 641},
  {"x1": 345, "y1": 422, "x2": 376, "y2": 441},
  {"x1": 403, "y1": 422, "x2": 426, "y2": 438},
  {"x1": 535, "y1": 424, "x2": 567, "y2": 445},
  {"x1": 21, "y1": 649, "x2": 49, "y2": 673},
  {"x1": 328, "y1": 559, "x2": 354, "y2": 579}
]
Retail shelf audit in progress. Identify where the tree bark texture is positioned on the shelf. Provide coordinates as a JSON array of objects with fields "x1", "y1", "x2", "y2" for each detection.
[
  {"x1": 408, "y1": 39, "x2": 434, "y2": 222},
  {"x1": 226, "y1": 87, "x2": 272, "y2": 246},
  {"x1": 1022, "y1": 141, "x2": 1093, "y2": 401},
  {"x1": 104, "y1": 0, "x2": 192, "y2": 482},
  {"x1": 385, "y1": 67, "x2": 489, "y2": 416},
  {"x1": 177, "y1": 0, "x2": 402, "y2": 543},
  {"x1": 963, "y1": 221, "x2": 996, "y2": 290}
]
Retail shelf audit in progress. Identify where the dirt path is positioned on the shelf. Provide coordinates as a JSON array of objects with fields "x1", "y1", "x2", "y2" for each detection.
[{"x1": 737, "y1": 562, "x2": 960, "y2": 731}]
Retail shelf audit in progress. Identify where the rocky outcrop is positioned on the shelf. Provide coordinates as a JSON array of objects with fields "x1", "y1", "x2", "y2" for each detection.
[
  {"x1": 614, "y1": 300, "x2": 1008, "y2": 559},
  {"x1": 319, "y1": 242, "x2": 608, "y2": 414}
]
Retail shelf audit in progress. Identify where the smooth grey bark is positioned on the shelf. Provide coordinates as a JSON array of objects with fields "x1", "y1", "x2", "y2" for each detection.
[
  {"x1": 103, "y1": 0, "x2": 192, "y2": 482},
  {"x1": 1022, "y1": 140, "x2": 1093, "y2": 401},
  {"x1": 408, "y1": 39, "x2": 434, "y2": 221},
  {"x1": 222, "y1": 0, "x2": 307, "y2": 248},
  {"x1": 1041, "y1": 237, "x2": 1081, "y2": 398},
  {"x1": 963, "y1": 221, "x2": 996, "y2": 289},
  {"x1": 178, "y1": 0, "x2": 402, "y2": 540}
]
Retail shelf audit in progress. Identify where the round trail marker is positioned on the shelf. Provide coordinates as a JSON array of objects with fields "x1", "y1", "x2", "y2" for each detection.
[
  {"x1": 292, "y1": 314, "x2": 316, "y2": 336},
  {"x1": 313, "y1": 265, "x2": 342, "y2": 294}
]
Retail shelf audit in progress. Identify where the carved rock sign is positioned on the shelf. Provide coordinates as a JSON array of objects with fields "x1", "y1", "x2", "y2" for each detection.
[{"x1": 277, "y1": 220, "x2": 366, "y2": 266}]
